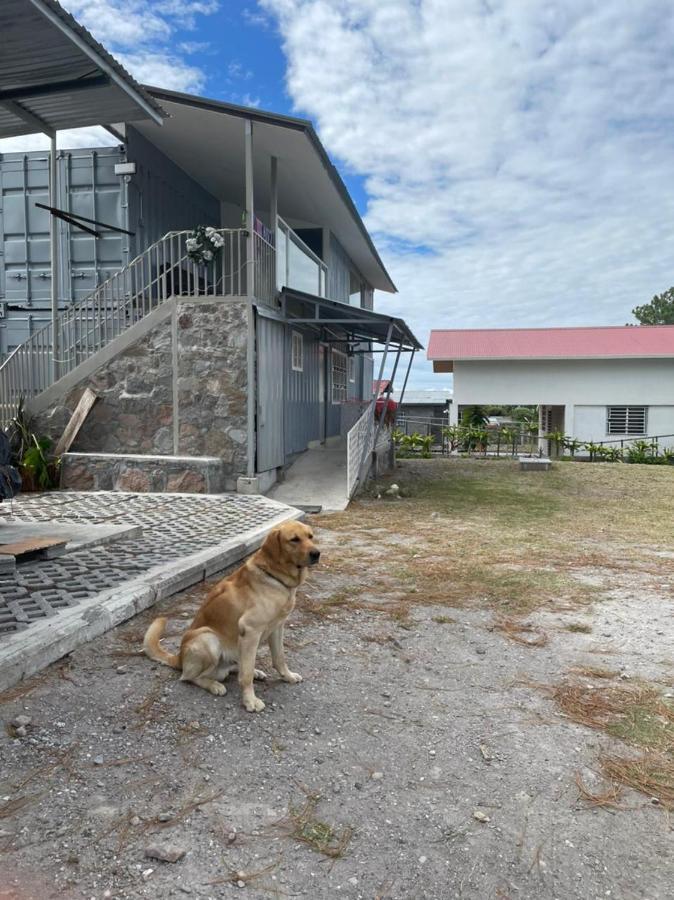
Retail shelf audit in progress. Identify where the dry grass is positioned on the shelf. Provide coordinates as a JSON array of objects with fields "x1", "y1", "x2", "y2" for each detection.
[
  {"x1": 565, "y1": 622, "x2": 593, "y2": 634},
  {"x1": 569, "y1": 665, "x2": 620, "y2": 679},
  {"x1": 551, "y1": 681, "x2": 674, "y2": 752},
  {"x1": 599, "y1": 753, "x2": 674, "y2": 809},
  {"x1": 492, "y1": 616, "x2": 549, "y2": 648},
  {"x1": 574, "y1": 771, "x2": 623, "y2": 809},
  {"x1": 312, "y1": 458, "x2": 674, "y2": 620},
  {"x1": 277, "y1": 787, "x2": 353, "y2": 860}
]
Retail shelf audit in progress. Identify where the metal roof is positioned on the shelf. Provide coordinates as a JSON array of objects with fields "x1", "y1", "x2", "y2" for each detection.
[
  {"x1": 139, "y1": 87, "x2": 396, "y2": 294},
  {"x1": 282, "y1": 288, "x2": 422, "y2": 351},
  {"x1": 392, "y1": 389, "x2": 453, "y2": 405},
  {"x1": 428, "y1": 325, "x2": 674, "y2": 363},
  {"x1": 0, "y1": 0, "x2": 164, "y2": 138}
]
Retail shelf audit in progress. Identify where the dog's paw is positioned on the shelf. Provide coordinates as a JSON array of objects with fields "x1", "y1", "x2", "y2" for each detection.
[
  {"x1": 283, "y1": 671, "x2": 303, "y2": 684},
  {"x1": 253, "y1": 668, "x2": 268, "y2": 681},
  {"x1": 208, "y1": 682, "x2": 227, "y2": 696},
  {"x1": 243, "y1": 696, "x2": 266, "y2": 713}
]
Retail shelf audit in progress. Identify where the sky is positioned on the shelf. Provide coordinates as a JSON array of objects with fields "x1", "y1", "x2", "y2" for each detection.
[{"x1": 3, "y1": 0, "x2": 674, "y2": 389}]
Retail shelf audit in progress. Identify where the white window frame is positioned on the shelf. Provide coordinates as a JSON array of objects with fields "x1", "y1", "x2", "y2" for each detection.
[
  {"x1": 331, "y1": 349, "x2": 348, "y2": 404},
  {"x1": 291, "y1": 331, "x2": 304, "y2": 373},
  {"x1": 606, "y1": 406, "x2": 647, "y2": 436},
  {"x1": 348, "y1": 354, "x2": 356, "y2": 383}
]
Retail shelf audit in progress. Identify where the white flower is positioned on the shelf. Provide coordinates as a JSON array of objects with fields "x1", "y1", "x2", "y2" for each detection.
[
  {"x1": 186, "y1": 238, "x2": 198, "y2": 251},
  {"x1": 203, "y1": 249, "x2": 213, "y2": 261},
  {"x1": 210, "y1": 234, "x2": 224, "y2": 248},
  {"x1": 205, "y1": 226, "x2": 215, "y2": 235}
]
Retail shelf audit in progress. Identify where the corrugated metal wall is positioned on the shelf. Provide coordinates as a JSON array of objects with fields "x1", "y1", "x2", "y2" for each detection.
[
  {"x1": 256, "y1": 314, "x2": 286, "y2": 471},
  {"x1": 285, "y1": 326, "x2": 321, "y2": 455},
  {"x1": 327, "y1": 233, "x2": 350, "y2": 303},
  {"x1": 125, "y1": 126, "x2": 220, "y2": 256}
]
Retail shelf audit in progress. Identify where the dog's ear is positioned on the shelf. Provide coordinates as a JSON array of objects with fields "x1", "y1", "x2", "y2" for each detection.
[{"x1": 262, "y1": 527, "x2": 282, "y2": 560}]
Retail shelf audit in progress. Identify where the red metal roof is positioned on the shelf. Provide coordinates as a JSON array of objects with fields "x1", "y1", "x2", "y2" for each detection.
[{"x1": 427, "y1": 326, "x2": 674, "y2": 361}]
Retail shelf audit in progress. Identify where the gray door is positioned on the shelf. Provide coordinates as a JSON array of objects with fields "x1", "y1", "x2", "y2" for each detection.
[{"x1": 256, "y1": 314, "x2": 285, "y2": 471}]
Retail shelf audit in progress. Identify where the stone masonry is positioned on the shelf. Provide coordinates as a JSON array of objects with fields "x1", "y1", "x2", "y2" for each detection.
[{"x1": 31, "y1": 298, "x2": 249, "y2": 491}]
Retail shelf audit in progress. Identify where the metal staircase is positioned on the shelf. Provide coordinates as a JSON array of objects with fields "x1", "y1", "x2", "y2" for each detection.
[{"x1": 0, "y1": 227, "x2": 275, "y2": 428}]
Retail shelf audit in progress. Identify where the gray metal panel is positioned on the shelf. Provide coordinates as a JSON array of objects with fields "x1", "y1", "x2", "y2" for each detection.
[
  {"x1": 328, "y1": 233, "x2": 350, "y2": 303},
  {"x1": 284, "y1": 326, "x2": 321, "y2": 455},
  {"x1": 0, "y1": 147, "x2": 127, "y2": 308},
  {"x1": 125, "y1": 127, "x2": 220, "y2": 257},
  {"x1": 256, "y1": 314, "x2": 285, "y2": 472},
  {"x1": 0, "y1": 309, "x2": 52, "y2": 357}
]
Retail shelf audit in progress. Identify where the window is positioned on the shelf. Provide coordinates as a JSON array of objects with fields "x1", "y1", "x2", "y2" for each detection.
[
  {"x1": 348, "y1": 355, "x2": 356, "y2": 383},
  {"x1": 607, "y1": 406, "x2": 647, "y2": 435},
  {"x1": 331, "y1": 349, "x2": 347, "y2": 403},
  {"x1": 291, "y1": 331, "x2": 303, "y2": 372}
]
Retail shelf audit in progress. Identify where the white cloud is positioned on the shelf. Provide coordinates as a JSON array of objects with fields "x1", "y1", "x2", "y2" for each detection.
[{"x1": 261, "y1": 0, "x2": 674, "y2": 386}]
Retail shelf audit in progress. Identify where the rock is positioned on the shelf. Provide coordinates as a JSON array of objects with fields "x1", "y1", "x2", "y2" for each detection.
[
  {"x1": 473, "y1": 810, "x2": 490, "y2": 823},
  {"x1": 227, "y1": 831, "x2": 237, "y2": 844},
  {"x1": 419, "y1": 856, "x2": 427, "y2": 864},
  {"x1": 144, "y1": 844, "x2": 186, "y2": 863},
  {"x1": 14, "y1": 726, "x2": 27, "y2": 738},
  {"x1": 116, "y1": 666, "x2": 128, "y2": 675},
  {"x1": 93, "y1": 756, "x2": 104, "y2": 766},
  {"x1": 158, "y1": 812, "x2": 173, "y2": 822},
  {"x1": 348, "y1": 877, "x2": 358, "y2": 886},
  {"x1": 179, "y1": 887, "x2": 192, "y2": 894},
  {"x1": 385, "y1": 483, "x2": 400, "y2": 496},
  {"x1": 12, "y1": 715, "x2": 31, "y2": 728},
  {"x1": 131, "y1": 816, "x2": 141, "y2": 826},
  {"x1": 371, "y1": 771, "x2": 384, "y2": 781},
  {"x1": 237, "y1": 881, "x2": 246, "y2": 889}
]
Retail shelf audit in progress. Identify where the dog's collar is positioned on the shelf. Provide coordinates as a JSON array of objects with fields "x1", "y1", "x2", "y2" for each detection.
[{"x1": 258, "y1": 565, "x2": 297, "y2": 590}]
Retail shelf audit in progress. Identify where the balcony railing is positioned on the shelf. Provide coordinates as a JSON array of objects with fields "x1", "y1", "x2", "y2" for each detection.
[{"x1": 277, "y1": 216, "x2": 327, "y2": 298}]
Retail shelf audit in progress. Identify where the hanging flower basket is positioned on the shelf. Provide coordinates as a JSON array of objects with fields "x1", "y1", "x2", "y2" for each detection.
[{"x1": 185, "y1": 225, "x2": 225, "y2": 266}]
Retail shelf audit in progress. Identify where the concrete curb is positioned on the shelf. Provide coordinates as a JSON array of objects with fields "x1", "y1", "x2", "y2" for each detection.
[{"x1": 0, "y1": 503, "x2": 303, "y2": 693}]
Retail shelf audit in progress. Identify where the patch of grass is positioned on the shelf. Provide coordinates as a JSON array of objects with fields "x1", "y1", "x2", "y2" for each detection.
[
  {"x1": 551, "y1": 681, "x2": 674, "y2": 752},
  {"x1": 570, "y1": 665, "x2": 619, "y2": 679},
  {"x1": 492, "y1": 616, "x2": 549, "y2": 648},
  {"x1": 432, "y1": 615, "x2": 457, "y2": 624},
  {"x1": 565, "y1": 622, "x2": 593, "y2": 634},
  {"x1": 279, "y1": 788, "x2": 353, "y2": 860},
  {"x1": 600, "y1": 753, "x2": 674, "y2": 809}
]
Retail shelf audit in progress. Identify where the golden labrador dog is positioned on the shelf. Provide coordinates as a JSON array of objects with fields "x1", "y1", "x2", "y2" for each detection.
[{"x1": 143, "y1": 520, "x2": 319, "y2": 712}]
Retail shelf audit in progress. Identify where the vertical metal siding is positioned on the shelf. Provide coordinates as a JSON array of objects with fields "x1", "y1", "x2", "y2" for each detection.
[
  {"x1": 284, "y1": 327, "x2": 320, "y2": 455},
  {"x1": 125, "y1": 127, "x2": 220, "y2": 257},
  {"x1": 256, "y1": 314, "x2": 286, "y2": 471},
  {"x1": 327, "y1": 233, "x2": 350, "y2": 303}
]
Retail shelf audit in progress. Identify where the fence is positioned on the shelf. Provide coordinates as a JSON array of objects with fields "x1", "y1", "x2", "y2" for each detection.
[
  {"x1": 395, "y1": 417, "x2": 541, "y2": 457},
  {"x1": 346, "y1": 400, "x2": 376, "y2": 497}
]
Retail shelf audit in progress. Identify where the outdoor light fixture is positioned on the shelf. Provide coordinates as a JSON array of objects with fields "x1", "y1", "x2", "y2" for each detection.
[{"x1": 114, "y1": 162, "x2": 136, "y2": 176}]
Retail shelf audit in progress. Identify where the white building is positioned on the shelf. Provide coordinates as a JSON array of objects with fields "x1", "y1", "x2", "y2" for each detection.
[{"x1": 427, "y1": 325, "x2": 674, "y2": 451}]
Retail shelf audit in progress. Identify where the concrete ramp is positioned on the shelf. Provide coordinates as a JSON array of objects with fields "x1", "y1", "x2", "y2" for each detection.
[{"x1": 269, "y1": 442, "x2": 349, "y2": 512}]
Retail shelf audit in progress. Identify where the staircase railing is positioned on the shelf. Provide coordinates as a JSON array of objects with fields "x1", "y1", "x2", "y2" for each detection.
[
  {"x1": 346, "y1": 399, "x2": 377, "y2": 498},
  {"x1": 0, "y1": 228, "x2": 275, "y2": 428}
]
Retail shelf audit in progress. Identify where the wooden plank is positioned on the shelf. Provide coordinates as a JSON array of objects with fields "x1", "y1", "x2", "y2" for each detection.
[
  {"x1": 54, "y1": 388, "x2": 98, "y2": 457},
  {"x1": 0, "y1": 537, "x2": 67, "y2": 559}
]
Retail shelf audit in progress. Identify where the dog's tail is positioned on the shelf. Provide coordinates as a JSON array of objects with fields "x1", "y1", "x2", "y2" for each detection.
[{"x1": 143, "y1": 617, "x2": 181, "y2": 669}]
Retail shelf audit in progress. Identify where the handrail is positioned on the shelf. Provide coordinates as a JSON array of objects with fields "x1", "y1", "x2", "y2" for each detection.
[
  {"x1": 0, "y1": 227, "x2": 266, "y2": 428},
  {"x1": 346, "y1": 399, "x2": 376, "y2": 497}
]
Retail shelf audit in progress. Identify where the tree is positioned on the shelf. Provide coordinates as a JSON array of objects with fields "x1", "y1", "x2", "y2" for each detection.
[{"x1": 632, "y1": 287, "x2": 674, "y2": 325}]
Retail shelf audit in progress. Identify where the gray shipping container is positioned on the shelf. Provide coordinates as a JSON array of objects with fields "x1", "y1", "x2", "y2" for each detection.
[{"x1": 0, "y1": 132, "x2": 219, "y2": 359}]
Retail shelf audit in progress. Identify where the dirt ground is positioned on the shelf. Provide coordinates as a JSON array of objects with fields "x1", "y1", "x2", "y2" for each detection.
[{"x1": 1, "y1": 458, "x2": 674, "y2": 900}]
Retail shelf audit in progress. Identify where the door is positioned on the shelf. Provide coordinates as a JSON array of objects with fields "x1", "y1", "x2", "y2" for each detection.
[
  {"x1": 318, "y1": 343, "x2": 326, "y2": 443},
  {"x1": 256, "y1": 314, "x2": 285, "y2": 471}
]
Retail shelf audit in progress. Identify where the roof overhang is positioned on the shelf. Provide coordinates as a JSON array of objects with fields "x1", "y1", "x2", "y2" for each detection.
[
  {"x1": 132, "y1": 88, "x2": 396, "y2": 294},
  {"x1": 0, "y1": 0, "x2": 164, "y2": 139},
  {"x1": 432, "y1": 354, "x2": 674, "y2": 373},
  {"x1": 280, "y1": 288, "x2": 422, "y2": 351}
]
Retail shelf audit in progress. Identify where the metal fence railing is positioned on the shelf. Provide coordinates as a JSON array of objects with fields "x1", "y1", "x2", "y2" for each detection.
[
  {"x1": 347, "y1": 399, "x2": 376, "y2": 497},
  {"x1": 0, "y1": 228, "x2": 276, "y2": 428}
]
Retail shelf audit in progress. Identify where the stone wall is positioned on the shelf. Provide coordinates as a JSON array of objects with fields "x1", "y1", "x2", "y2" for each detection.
[
  {"x1": 61, "y1": 452, "x2": 228, "y2": 493},
  {"x1": 32, "y1": 298, "x2": 249, "y2": 491}
]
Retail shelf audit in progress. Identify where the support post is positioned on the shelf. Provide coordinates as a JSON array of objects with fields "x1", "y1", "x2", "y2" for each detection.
[
  {"x1": 371, "y1": 333, "x2": 401, "y2": 454},
  {"x1": 397, "y1": 349, "x2": 415, "y2": 408},
  {"x1": 49, "y1": 134, "x2": 59, "y2": 382},
  {"x1": 244, "y1": 119, "x2": 256, "y2": 478},
  {"x1": 357, "y1": 322, "x2": 393, "y2": 486}
]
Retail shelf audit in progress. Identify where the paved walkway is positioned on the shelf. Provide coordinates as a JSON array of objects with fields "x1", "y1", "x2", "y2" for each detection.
[
  {"x1": 0, "y1": 491, "x2": 300, "y2": 689},
  {"x1": 269, "y1": 441, "x2": 349, "y2": 512}
]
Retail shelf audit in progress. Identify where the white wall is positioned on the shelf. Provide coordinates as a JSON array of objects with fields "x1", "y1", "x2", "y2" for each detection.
[{"x1": 451, "y1": 358, "x2": 674, "y2": 447}]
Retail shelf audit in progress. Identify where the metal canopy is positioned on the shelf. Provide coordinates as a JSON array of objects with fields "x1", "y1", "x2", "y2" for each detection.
[
  {"x1": 0, "y1": 0, "x2": 164, "y2": 139},
  {"x1": 281, "y1": 288, "x2": 423, "y2": 351}
]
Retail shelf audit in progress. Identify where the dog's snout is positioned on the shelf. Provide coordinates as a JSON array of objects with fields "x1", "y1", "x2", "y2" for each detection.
[{"x1": 309, "y1": 549, "x2": 321, "y2": 563}]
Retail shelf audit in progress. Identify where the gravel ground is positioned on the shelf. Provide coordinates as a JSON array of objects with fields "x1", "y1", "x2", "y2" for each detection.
[{"x1": 1, "y1": 469, "x2": 673, "y2": 900}]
